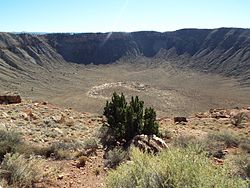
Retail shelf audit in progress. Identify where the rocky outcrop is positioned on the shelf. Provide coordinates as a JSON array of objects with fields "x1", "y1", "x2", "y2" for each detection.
[
  {"x1": 129, "y1": 134, "x2": 168, "y2": 153},
  {"x1": 195, "y1": 107, "x2": 250, "y2": 119},
  {"x1": 0, "y1": 93, "x2": 21, "y2": 104}
]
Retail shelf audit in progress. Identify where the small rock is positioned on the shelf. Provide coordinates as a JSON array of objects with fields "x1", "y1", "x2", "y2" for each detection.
[
  {"x1": 41, "y1": 101, "x2": 47, "y2": 105},
  {"x1": 52, "y1": 115, "x2": 65, "y2": 123},
  {"x1": 57, "y1": 174, "x2": 64, "y2": 180},
  {"x1": 54, "y1": 128, "x2": 63, "y2": 134},
  {"x1": 2, "y1": 112, "x2": 9, "y2": 118},
  {"x1": 214, "y1": 158, "x2": 224, "y2": 164}
]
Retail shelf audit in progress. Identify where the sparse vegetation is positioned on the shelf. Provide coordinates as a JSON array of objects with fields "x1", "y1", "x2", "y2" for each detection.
[
  {"x1": 0, "y1": 130, "x2": 22, "y2": 161},
  {"x1": 160, "y1": 129, "x2": 173, "y2": 139},
  {"x1": 173, "y1": 135, "x2": 198, "y2": 148},
  {"x1": 76, "y1": 156, "x2": 88, "y2": 168},
  {"x1": 104, "y1": 147, "x2": 127, "y2": 168},
  {"x1": 107, "y1": 148, "x2": 249, "y2": 188},
  {"x1": 231, "y1": 112, "x2": 246, "y2": 127},
  {"x1": 240, "y1": 140, "x2": 250, "y2": 153},
  {"x1": 83, "y1": 138, "x2": 99, "y2": 150},
  {"x1": 235, "y1": 155, "x2": 250, "y2": 179},
  {"x1": 42, "y1": 142, "x2": 78, "y2": 160},
  {"x1": 172, "y1": 135, "x2": 207, "y2": 154},
  {"x1": 207, "y1": 131, "x2": 240, "y2": 148},
  {"x1": 0, "y1": 153, "x2": 50, "y2": 188}
]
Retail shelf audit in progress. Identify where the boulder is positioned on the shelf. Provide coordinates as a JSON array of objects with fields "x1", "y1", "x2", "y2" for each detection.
[
  {"x1": 129, "y1": 134, "x2": 168, "y2": 153},
  {"x1": 0, "y1": 93, "x2": 21, "y2": 104},
  {"x1": 174, "y1": 117, "x2": 188, "y2": 123},
  {"x1": 209, "y1": 109, "x2": 229, "y2": 119}
]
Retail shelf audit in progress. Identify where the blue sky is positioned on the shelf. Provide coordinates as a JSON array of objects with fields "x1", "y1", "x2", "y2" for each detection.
[{"x1": 0, "y1": 0, "x2": 249, "y2": 33}]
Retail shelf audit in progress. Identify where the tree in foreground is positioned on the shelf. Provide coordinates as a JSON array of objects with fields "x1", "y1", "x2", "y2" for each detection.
[{"x1": 102, "y1": 92, "x2": 159, "y2": 147}]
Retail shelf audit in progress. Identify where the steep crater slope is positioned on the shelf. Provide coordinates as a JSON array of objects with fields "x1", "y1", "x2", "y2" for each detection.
[
  {"x1": 44, "y1": 28, "x2": 250, "y2": 83},
  {"x1": 0, "y1": 32, "x2": 68, "y2": 92},
  {"x1": 0, "y1": 32, "x2": 65, "y2": 70}
]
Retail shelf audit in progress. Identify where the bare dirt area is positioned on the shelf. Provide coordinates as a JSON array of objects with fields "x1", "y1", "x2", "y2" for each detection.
[
  {"x1": 45, "y1": 150, "x2": 105, "y2": 188},
  {"x1": 1, "y1": 58, "x2": 249, "y2": 117}
]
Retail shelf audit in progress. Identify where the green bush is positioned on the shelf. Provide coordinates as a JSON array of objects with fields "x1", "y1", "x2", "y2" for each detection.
[
  {"x1": 103, "y1": 92, "x2": 127, "y2": 143},
  {"x1": 103, "y1": 92, "x2": 159, "y2": 146},
  {"x1": 106, "y1": 148, "x2": 249, "y2": 188},
  {"x1": 143, "y1": 107, "x2": 159, "y2": 136}
]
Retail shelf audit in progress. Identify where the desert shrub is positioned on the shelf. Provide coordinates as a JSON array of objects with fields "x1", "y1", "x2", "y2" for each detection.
[
  {"x1": 53, "y1": 149, "x2": 71, "y2": 160},
  {"x1": 0, "y1": 130, "x2": 22, "y2": 160},
  {"x1": 48, "y1": 143, "x2": 74, "y2": 159},
  {"x1": 0, "y1": 130, "x2": 21, "y2": 144},
  {"x1": 173, "y1": 135, "x2": 197, "y2": 148},
  {"x1": 173, "y1": 135, "x2": 207, "y2": 151},
  {"x1": 239, "y1": 138, "x2": 250, "y2": 153},
  {"x1": 106, "y1": 148, "x2": 249, "y2": 188},
  {"x1": 32, "y1": 142, "x2": 73, "y2": 159},
  {"x1": 15, "y1": 144, "x2": 46, "y2": 157},
  {"x1": 83, "y1": 138, "x2": 99, "y2": 150},
  {"x1": 160, "y1": 129, "x2": 173, "y2": 139},
  {"x1": 234, "y1": 155, "x2": 250, "y2": 179},
  {"x1": 76, "y1": 156, "x2": 88, "y2": 168},
  {"x1": 103, "y1": 93, "x2": 159, "y2": 146},
  {"x1": 98, "y1": 125, "x2": 116, "y2": 148},
  {"x1": 207, "y1": 131, "x2": 240, "y2": 148},
  {"x1": 0, "y1": 153, "x2": 48, "y2": 187},
  {"x1": 231, "y1": 112, "x2": 246, "y2": 127},
  {"x1": 105, "y1": 147, "x2": 127, "y2": 168},
  {"x1": 0, "y1": 130, "x2": 56, "y2": 159}
]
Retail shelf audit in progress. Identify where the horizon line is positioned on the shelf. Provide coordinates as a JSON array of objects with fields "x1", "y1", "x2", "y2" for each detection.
[{"x1": 1, "y1": 27, "x2": 250, "y2": 35}]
